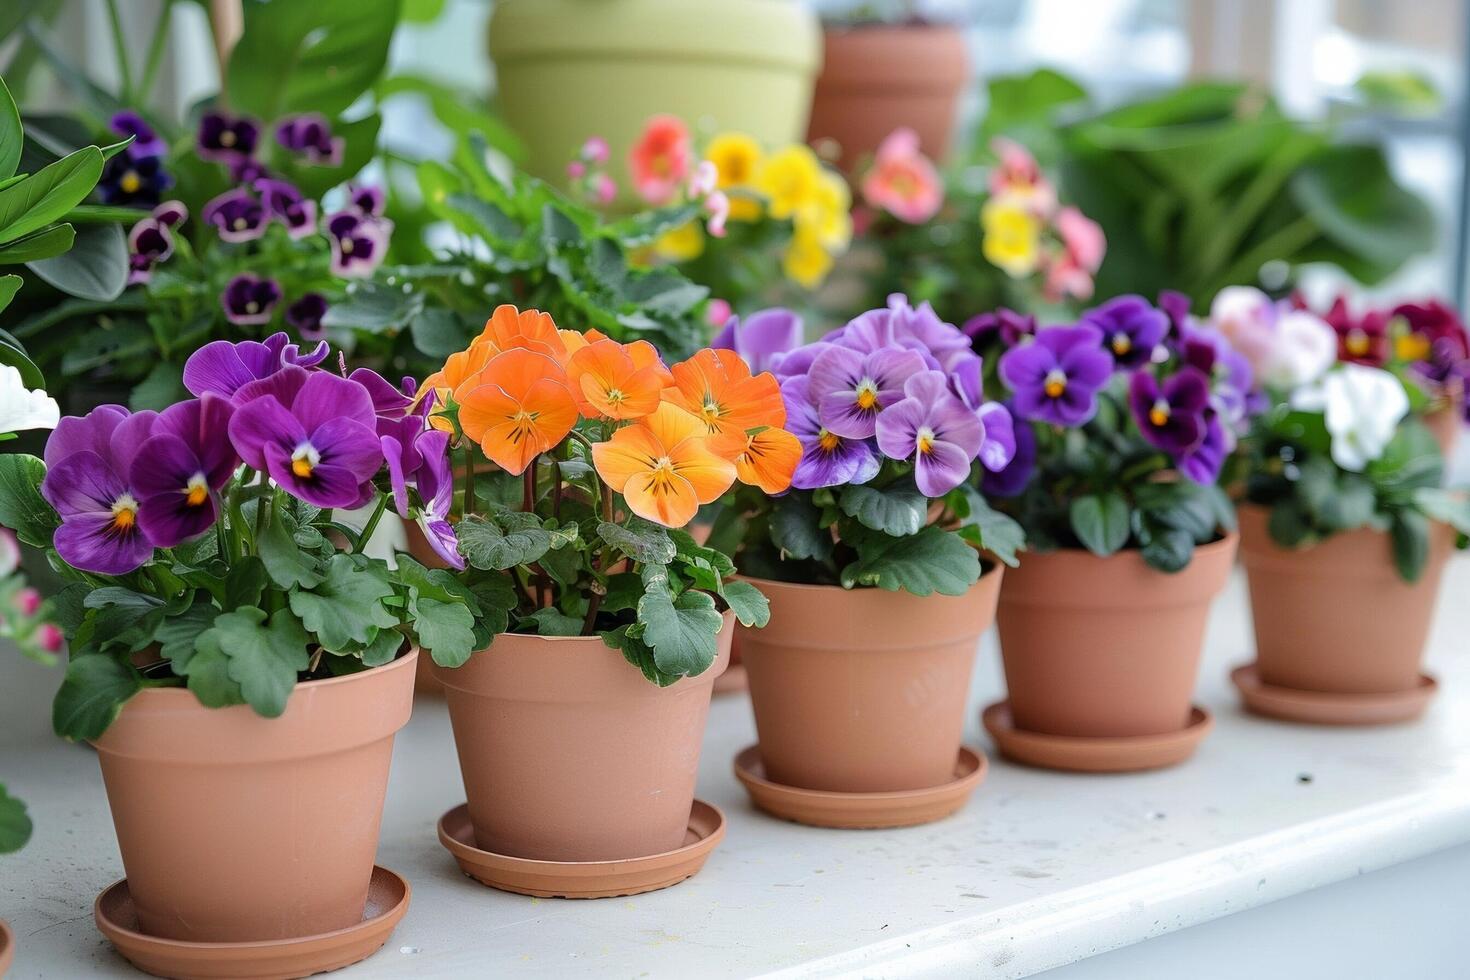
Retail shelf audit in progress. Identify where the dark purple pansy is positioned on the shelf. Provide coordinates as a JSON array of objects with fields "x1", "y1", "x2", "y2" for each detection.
[
  {"x1": 227, "y1": 369, "x2": 383, "y2": 508},
  {"x1": 131, "y1": 395, "x2": 239, "y2": 547},
  {"x1": 1080, "y1": 294, "x2": 1169, "y2": 367},
  {"x1": 197, "y1": 111, "x2": 261, "y2": 162},
  {"x1": 963, "y1": 308, "x2": 1036, "y2": 348},
  {"x1": 712, "y1": 307, "x2": 803, "y2": 375},
  {"x1": 783, "y1": 377, "x2": 880, "y2": 489},
  {"x1": 346, "y1": 182, "x2": 386, "y2": 217},
  {"x1": 229, "y1": 156, "x2": 271, "y2": 184},
  {"x1": 255, "y1": 178, "x2": 318, "y2": 239},
  {"x1": 202, "y1": 188, "x2": 267, "y2": 243},
  {"x1": 285, "y1": 293, "x2": 329, "y2": 340},
  {"x1": 98, "y1": 149, "x2": 172, "y2": 207},
  {"x1": 220, "y1": 274, "x2": 282, "y2": 326},
  {"x1": 1157, "y1": 290, "x2": 1193, "y2": 336},
  {"x1": 999, "y1": 324, "x2": 1114, "y2": 427},
  {"x1": 1128, "y1": 367, "x2": 1210, "y2": 457},
  {"x1": 325, "y1": 209, "x2": 392, "y2": 278},
  {"x1": 981, "y1": 402, "x2": 1036, "y2": 497},
  {"x1": 151, "y1": 200, "x2": 188, "y2": 228},
  {"x1": 109, "y1": 111, "x2": 166, "y2": 158},
  {"x1": 1178, "y1": 411, "x2": 1228, "y2": 485},
  {"x1": 275, "y1": 113, "x2": 344, "y2": 166},
  {"x1": 184, "y1": 332, "x2": 331, "y2": 401},
  {"x1": 874, "y1": 371, "x2": 983, "y2": 497},
  {"x1": 41, "y1": 406, "x2": 159, "y2": 574},
  {"x1": 126, "y1": 217, "x2": 174, "y2": 285}
]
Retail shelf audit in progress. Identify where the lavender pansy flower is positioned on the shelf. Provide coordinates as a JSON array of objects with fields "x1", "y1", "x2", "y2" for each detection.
[
  {"x1": 41, "y1": 406, "x2": 159, "y2": 574},
  {"x1": 227, "y1": 369, "x2": 383, "y2": 508},
  {"x1": 257, "y1": 179, "x2": 318, "y2": 239},
  {"x1": 98, "y1": 149, "x2": 172, "y2": 207},
  {"x1": 783, "y1": 377, "x2": 880, "y2": 489},
  {"x1": 286, "y1": 293, "x2": 329, "y2": 340},
  {"x1": 1180, "y1": 324, "x2": 1262, "y2": 432},
  {"x1": 875, "y1": 371, "x2": 984, "y2": 497},
  {"x1": 197, "y1": 111, "x2": 260, "y2": 161},
  {"x1": 202, "y1": 188, "x2": 267, "y2": 242},
  {"x1": 109, "y1": 111, "x2": 167, "y2": 158},
  {"x1": 184, "y1": 332, "x2": 330, "y2": 401},
  {"x1": 346, "y1": 182, "x2": 386, "y2": 217},
  {"x1": 220, "y1": 274, "x2": 282, "y2": 326},
  {"x1": 999, "y1": 324, "x2": 1114, "y2": 427},
  {"x1": 808, "y1": 344, "x2": 926, "y2": 439},
  {"x1": 975, "y1": 401, "x2": 1016, "y2": 473},
  {"x1": 963, "y1": 308, "x2": 1036, "y2": 348},
  {"x1": 832, "y1": 294, "x2": 970, "y2": 368},
  {"x1": 275, "y1": 114, "x2": 344, "y2": 166},
  {"x1": 712, "y1": 308, "x2": 803, "y2": 375},
  {"x1": 1128, "y1": 367, "x2": 1210, "y2": 456},
  {"x1": 1081, "y1": 294, "x2": 1169, "y2": 367},
  {"x1": 131, "y1": 395, "x2": 239, "y2": 547},
  {"x1": 770, "y1": 341, "x2": 834, "y2": 383},
  {"x1": 982, "y1": 404, "x2": 1036, "y2": 497},
  {"x1": 326, "y1": 209, "x2": 392, "y2": 278},
  {"x1": 1157, "y1": 290, "x2": 1193, "y2": 336}
]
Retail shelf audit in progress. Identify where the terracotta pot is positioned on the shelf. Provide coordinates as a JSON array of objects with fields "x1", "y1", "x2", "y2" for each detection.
[
  {"x1": 1238, "y1": 505, "x2": 1454, "y2": 694},
  {"x1": 433, "y1": 614, "x2": 732, "y2": 862},
  {"x1": 806, "y1": 23, "x2": 970, "y2": 172},
  {"x1": 92, "y1": 650, "x2": 418, "y2": 943},
  {"x1": 490, "y1": 0, "x2": 820, "y2": 205},
  {"x1": 739, "y1": 568, "x2": 1001, "y2": 793},
  {"x1": 996, "y1": 535, "x2": 1237, "y2": 738},
  {"x1": 0, "y1": 918, "x2": 12, "y2": 976},
  {"x1": 1424, "y1": 402, "x2": 1462, "y2": 459}
]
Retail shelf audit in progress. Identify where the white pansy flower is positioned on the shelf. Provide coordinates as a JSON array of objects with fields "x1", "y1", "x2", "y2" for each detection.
[
  {"x1": 1260, "y1": 310, "x2": 1337, "y2": 389},
  {"x1": 1292, "y1": 363, "x2": 1409, "y2": 471},
  {"x1": 0, "y1": 363, "x2": 59, "y2": 436},
  {"x1": 1209, "y1": 285, "x2": 1277, "y2": 376}
]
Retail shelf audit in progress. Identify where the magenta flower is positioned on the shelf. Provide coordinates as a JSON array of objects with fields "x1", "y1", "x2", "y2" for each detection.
[
  {"x1": 275, "y1": 113, "x2": 344, "y2": 166},
  {"x1": 999, "y1": 325, "x2": 1113, "y2": 427},
  {"x1": 808, "y1": 344, "x2": 926, "y2": 439},
  {"x1": 229, "y1": 156, "x2": 270, "y2": 184},
  {"x1": 326, "y1": 209, "x2": 392, "y2": 278},
  {"x1": 711, "y1": 308, "x2": 803, "y2": 375},
  {"x1": 228, "y1": 369, "x2": 382, "y2": 508},
  {"x1": 784, "y1": 378, "x2": 880, "y2": 489},
  {"x1": 197, "y1": 111, "x2": 260, "y2": 162},
  {"x1": 1128, "y1": 367, "x2": 1210, "y2": 457},
  {"x1": 349, "y1": 367, "x2": 419, "y2": 437},
  {"x1": 382, "y1": 421, "x2": 462, "y2": 569},
  {"x1": 875, "y1": 371, "x2": 983, "y2": 497},
  {"x1": 41, "y1": 406, "x2": 159, "y2": 574},
  {"x1": 285, "y1": 293, "x2": 329, "y2": 340},
  {"x1": 131, "y1": 395, "x2": 239, "y2": 547},
  {"x1": 202, "y1": 188, "x2": 267, "y2": 243},
  {"x1": 257, "y1": 178, "x2": 318, "y2": 239},
  {"x1": 184, "y1": 333, "x2": 331, "y2": 401},
  {"x1": 1080, "y1": 294, "x2": 1168, "y2": 367},
  {"x1": 220, "y1": 274, "x2": 282, "y2": 326}
]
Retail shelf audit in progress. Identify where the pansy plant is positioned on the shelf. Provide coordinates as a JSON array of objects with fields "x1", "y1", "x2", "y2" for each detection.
[
  {"x1": 0, "y1": 334, "x2": 473, "y2": 741},
  {"x1": 707, "y1": 296, "x2": 1026, "y2": 597},
  {"x1": 973, "y1": 293, "x2": 1255, "y2": 572},
  {"x1": 409, "y1": 305, "x2": 794, "y2": 686}
]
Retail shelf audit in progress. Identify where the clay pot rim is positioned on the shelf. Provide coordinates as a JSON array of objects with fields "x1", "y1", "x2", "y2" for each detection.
[
  {"x1": 1237, "y1": 502, "x2": 1458, "y2": 549},
  {"x1": 118, "y1": 645, "x2": 420, "y2": 705},
  {"x1": 822, "y1": 21, "x2": 967, "y2": 36},
  {"x1": 738, "y1": 560, "x2": 1003, "y2": 596},
  {"x1": 1030, "y1": 529, "x2": 1240, "y2": 566}
]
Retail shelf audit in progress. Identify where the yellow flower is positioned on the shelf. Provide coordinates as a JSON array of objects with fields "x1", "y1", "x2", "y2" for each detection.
[
  {"x1": 706, "y1": 132, "x2": 764, "y2": 216},
  {"x1": 782, "y1": 226, "x2": 834, "y2": 288},
  {"x1": 653, "y1": 220, "x2": 705, "y2": 262},
  {"x1": 796, "y1": 170, "x2": 853, "y2": 252},
  {"x1": 755, "y1": 144, "x2": 823, "y2": 220},
  {"x1": 981, "y1": 197, "x2": 1041, "y2": 278}
]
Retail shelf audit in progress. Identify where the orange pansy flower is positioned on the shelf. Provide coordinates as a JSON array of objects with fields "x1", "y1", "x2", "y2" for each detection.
[
  {"x1": 456, "y1": 348, "x2": 578, "y2": 475},
  {"x1": 567, "y1": 339, "x2": 667, "y2": 420},
  {"x1": 475, "y1": 304, "x2": 569, "y2": 364},
  {"x1": 417, "y1": 339, "x2": 497, "y2": 430},
  {"x1": 663, "y1": 349, "x2": 784, "y2": 454},
  {"x1": 732, "y1": 426, "x2": 801, "y2": 494},
  {"x1": 591, "y1": 402, "x2": 737, "y2": 528}
]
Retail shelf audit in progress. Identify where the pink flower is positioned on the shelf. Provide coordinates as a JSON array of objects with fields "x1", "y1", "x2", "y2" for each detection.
[
  {"x1": 38, "y1": 623, "x2": 63, "y2": 653},
  {"x1": 567, "y1": 159, "x2": 587, "y2": 180},
  {"x1": 593, "y1": 174, "x2": 617, "y2": 206},
  {"x1": 13, "y1": 587, "x2": 40, "y2": 616},
  {"x1": 860, "y1": 128, "x2": 943, "y2": 224},
  {"x1": 581, "y1": 136, "x2": 610, "y2": 165},
  {"x1": 705, "y1": 190, "x2": 730, "y2": 238},
  {"x1": 689, "y1": 160, "x2": 718, "y2": 198},
  {"x1": 989, "y1": 137, "x2": 1056, "y2": 217},
  {"x1": 707, "y1": 298, "x2": 733, "y2": 328},
  {"x1": 628, "y1": 114, "x2": 692, "y2": 206},
  {"x1": 0, "y1": 528, "x2": 18, "y2": 576},
  {"x1": 1041, "y1": 206, "x2": 1106, "y2": 302}
]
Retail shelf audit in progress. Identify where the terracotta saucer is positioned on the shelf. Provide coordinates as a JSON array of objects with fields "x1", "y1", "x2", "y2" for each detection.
[
  {"x1": 982, "y1": 701, "x2": 1212, "y2": 773},
  {"x1": 1, "y1": 918, "x2": 14, "y2": 976},
  {"x1": 93, "y1": 866, "x2": 409, "y2": 980},
  {"x1": 712, "y1": 662, "x2": 748, "y2": 695},
  {"x1": 437, "y1": 800, "x2": 725, "y2": 899},
  {"x1": 732, "y1": 744, "x2": 987, "y2": 829},
  {"x1": 1232, "y1": 664, "x2": 1437, "y2": 725}
]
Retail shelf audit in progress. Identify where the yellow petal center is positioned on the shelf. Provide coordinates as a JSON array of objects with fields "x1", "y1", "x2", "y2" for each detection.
[
  {"x1": 291, "y1": 444, "x2": 321, "y2": 478},
  {"x1": 1149, "y1": 400, "x2": 1170, "y2": 428},
  {"x1": 818, "y1": 430, "x2": 841, "y2": 452},
  {"x1": 1346, "y1": 329, "x2": 1370, "y2": 356},
  {"x1": 917, "y1": 429, "x2": 936, "y2": 455},
  {"x1": 111, "y1": 494, "x2": 139, "y2": 531},
  {"x1": 185, "y1": 475, "x2": 209, "y2": 507},
  {"x1": 1111, "y1": 333, "x2": 1132, "y2": 356},
  {"x1": 855, "y1": 383, "x2": 879, "y2": 411},
  {"x1": 1044, "y1": 369, "x2": 1067, "y2": 399},
  {"x1": 120, "y1": 171, "x2": 141, "y2": 194}
]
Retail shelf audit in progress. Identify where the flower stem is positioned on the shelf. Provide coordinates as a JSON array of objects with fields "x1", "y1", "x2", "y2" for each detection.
[
  {"x1": 104, "y1": 0, "x2": 134, "y2": 103},
  {"x1": 353, "y1": 494, "x2": 390, "y2": 554},
  {"x1": 463, "y1": 448, "x2": 477, "y2": 518},
  {"x1": 137, "y1": 0, "x2": 175, "y2": 102}
]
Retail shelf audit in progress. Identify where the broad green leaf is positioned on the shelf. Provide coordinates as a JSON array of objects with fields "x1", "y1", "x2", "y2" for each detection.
[
  {"x1": 1139, "y1": 525, "x2": 1194, "y2": 573},
  {"x1": 952, "y1": 486, "x2": 1026, "y2": 567},
  {"x1": 27, "y1": 221, "x2": 127, "y2": 301},
  {"x1": 414, "y1": 596, "x2": 478, "y2": 667},
  {"x1": 599, "y1": 517, "x2": 676, "y2": 565},
  {"x1": 409, "y1": 307, "x2": 472, "y2": 359},
  {"x1": 0, "y1": 145, "x2": 103, "y2": 245},
  {"x1": 457, "y1": 512, "x2": 570, "y2": 570},
  {"x1": 258, "y1": 508, "x2": 325, "y2": 589},
  {"x1": 128, "y1": 361, "x2": 189, "y2": 412},
  {"x1": 224, "y1": 556, "x2": 270, "y2": 609},
  {"x1": 637, "y1": 566, "x2": 722, "y2": 677},
  {"x1": 1390, "y1": 510, "x2": 1430, "y2": 583},
  {"x1": 156, "y1": 603, "x2": 220, "y2": 665},
  {"x1": 0, "y1": 222, "x2": 73, "y2": 264},
  {"x1": 0, "y1": 782, "x2": 31, "y2": 853},
  {"x1": 173, "y1": 628, "x2": 247, "y2": 709},
  {"x1": 1070, "y1": 493, "x2": 1131, "y2": 555},
  {"x1": 770, "y1": 493, "x2": 833, "y2": 561},
  {"x1": 720, "y1": 579, "x2": 769, "y2": 628},
  {"x1": 52, "y1": 654, "x2": 142, "y2": 741},
  {"x1": 1414, "y1": 487, "x2": 1470, "y2": 535},
  {"x1": 839, "y1": 481, "x2": 927, "y2": 537},
  {"x1": 0, "y1": 331, "x2": 43, "y2": 387},
  {"x1": 357, "y1": 628, "x2": 403, "y2": 667},
  {"x1": 0, "y1": 452, "x2": 56, "y2": 547},
  {"x1": 602, "y1": 626, "x2": 682, "y2": 687},
  {"x1": 209, "y1": 607, "x2": 312, "y2": 717},
  {"x1": 840, "y1": 525, "x2": 981, "y2": 597},
  {"x1": 288, "y1": 554, "x2": 398, "y2": 651},
  {"x1": 0, "y1": 78, "x2": 21, "y2": 181},
  {"x1": 0, "y1": 273, "x2": 19, "y2": 313},
  {"x1": 521, "y1": 606, "x2": 584, "y2": 637}
]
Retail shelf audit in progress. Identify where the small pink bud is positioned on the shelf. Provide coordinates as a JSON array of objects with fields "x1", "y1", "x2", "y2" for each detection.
[
  {"x1": 594, "y1": 174, "x2": 618, "y2": 206},
  {"x1": 705, "y1": 190, "x2": 729, "y2": 238},
  {"x1": 689, "y1": 160, "x2": 718, "y2": 198},
  {"x1": 582, "y1": 136, "x2": 610, "y2": 165},
  {"x1": 707, "y1": 298, "x2": 733, "y2": 327},
  {"x1": 566, "y1": 159, "x2": 587, "y2": 180},
  {"x1": 14, "y1": 587, "x2": 41, "y2": 616},
  {"x1": 38, "y1": 623, "x2": 63, "y2": 653}
]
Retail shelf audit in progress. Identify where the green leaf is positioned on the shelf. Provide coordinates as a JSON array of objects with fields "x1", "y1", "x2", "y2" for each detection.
[
  {"x1": 414, "y1": 596, "x2": 478, "y2": 667},
  {"x1": 207, "y1": 607, "x2": 312, "y2": 717},
  {"x1": 953, "y1": 486, "x2": 1026, "y2": 567},
  {"x1": 0, "y1": 273, "x2": 19, "y2": 313},
  {"x1": 1414, "y1": 487, "x2": 1470, "y2": 535},
  {"x1": 52, "y1": 655, "x2": 142, "y2": 741},
  {"x1": 0, "y1": 145, "x2": 103, "y2": 245},
  {"x1": 457, "y1": 512, "x2": 567, "y2": 570},
  {"x1": 720, "y1": 579, "x2": 769, "y2": 628},
  {"x1": 0, "y1": 452, "x2": 57, "y2": 547},
  {"x1": 156, "y1": 603, "x2": 220, "y2": 666},
  {"x1": 602, "y1": 626, "x2": 681, "y2": 687},
  {"x1": 288, "y1": 554, "x2": 398, "y2": 651},
  {"x1": 0, "y1": 222, "x2": 73, "y2": 263},
  {"x1": 598, "y1": 517, "x2": 676, "y2": 564},
  {"x1": 224, "y1": 556, "x2": 270, "y2": 609},
  {"x1": 258, "y1": 508, "x2": 325, "y2": 589},
  {"x1": 173, "y1": 628, "x2": 246, "y2": 709},
  {"x1": 26, "y1": 221, "x2": 127, "y2": 301},
  {"x1": 0, "y1": 782, "x2": 32, "y2": 854},
  {"x1": 128, "y1": 361, "x2": 189, "y2": 412},
  {"x1": 321, "y1": 281, "x2": 422, "y2": 332},
  {"x1": 1390, "y1": 510, "x2": 1431, "y2": 583},
  {"x1": 521, "y1": 607, "x2": 584, "y2": 637},
  {"x1": 637, "y1": 566, "x2": 722, "y2": 677},
  {"x1": 0, "y1": 77, "x2": 21, "y2": 181},
  {"x1": 840, "y1": 525, "x2": 981, "y2": 597},
  {"x1": 1070, "y1": 493, "x2": 1131, "y2": 556},
  {"x1": 1140, "y1": 526, "x2": 1195, "y2": 573},
  {"x1": 409, "y1": 307, "x2": 472, "y2": 359},
  {"x1": 839, "y1": 481, "x2": 927, "y2": 537},
  {"x1": 357, "y1": 628, "x2": 403, "y2": 667},
  {"x1": 770, "y1": 493, "x2": 833, "y2": 561}
]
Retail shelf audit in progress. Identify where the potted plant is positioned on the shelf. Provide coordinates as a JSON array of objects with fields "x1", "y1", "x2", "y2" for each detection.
[
  {"x1": 488, "y1": 0, "x2": 821, "y2": 204},
  {"x1": 711, "y1": 295, "x2": 1024, "y2": 827},
  {"x1": 1206, "y1": 288, "x2": 1470, "y2": 724},
  {"x1": 0, "y1": 334, "x2": 455, "y2": 971},
  {"x1": 973, "y1": 293, "x2": 1254, "y2": 771},
  {"x1": 807, "y1": 3, "x2": 970, "y2": 172},
  {"x1": 412, "y1": 304, "x2": 787, "y2": 894}
]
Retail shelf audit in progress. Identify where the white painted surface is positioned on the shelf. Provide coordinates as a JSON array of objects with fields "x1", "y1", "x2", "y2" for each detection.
[{"x1": 2, "y1": 559, "x2": 1468, "y2": 978}]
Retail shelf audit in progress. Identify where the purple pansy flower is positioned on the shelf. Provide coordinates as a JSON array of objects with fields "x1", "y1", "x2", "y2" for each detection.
[
  {"x1": 1157, "y1": 290, "x2": 1193, "y2": 336},
  {"x1": 229, "y1": 156, "x2": 270, "y2": 184},
  {"x1": 98, "y1": 149, "x2": 172, "y2": 207},
  {"x1": 346, "y1": 182, "x2": 386, "y2": 217},
  {"x1": 1179, "y1": 323, "x2": 1262, "y2": 432},
  {"x1": 712, "y1": 308, "x2": 803, "y2": 375},
  {"x1": 109, "y1": 111, "x2": 167, "y2": 158},
  {"x1": 808, "y1": 344, "x2": 926, "y2": 440},
  {"x1": 382, "y1": 424, "x2": 461, "y2": 569},
  {"x1": 1081, "y1": 294, "x2": 1169, "y2": 367},
  {"x1": 783, "y1": 377, "x2": 880, "y2": 489},
  {"x1": 184, "y1": 332, "x2": 330, "y2": 401},
  {"x1": 963, "y1": 308, "x2": 1036, "y2": 348},
  {"x1": 220, "y1": 274, "x2": 282, "y2": 326},
  {"x1": 349, "y1": 367, "x2": 419, "y2": 436},
  {"x1": 126, "y1": 217, "x2": 173, "y2": 285},
  {"x1": 202, "y1": 188, "x2": 267, "y2": 242},
  {"x1": 275, "y1": 114, "x2": 344, "y2": 166},
  {"x1": 41, "y1": 406, "x2": 159, "y2": 574},
  {"x1": 256, "y1": 178, "x2": 318, "y2": 238},
  {"x1": 325, "y1": 209, "x2": 392, "y2": 278},
  {"x1": 227, "y1": 369, "x2": 383, "y2": 508},
  {"x1": 770, "y1": 341, "x2": 834, "y2": 383},
  {"x1": 131, "y1": 395, "x2": 239, "y2": 547},
  {"x1": 981, "y1": 402, "x2": 1036, "y2": 497},
  {"x1": 831, "y1": 294, "x2": 970, "y2": 368},
  {"x1": 999, "y1": 324, "x2": 1114, "y2": 427},
  {"x1": 197, "y1": 111, "x2": 260, "y2": 162},
  {"x1": 875, "y1": 371, "x2": 984, "y2": 497},
  {"x1": 1177, "y1": 412, "x2": 1228, "y2": 485},
  {"x1": 285, "y1": 293, "x2": 329, "y2": 340},
  {"x1": 151, "y1": 200, "x2": 188, "y2": 228},
  {"x1": 1128, "y1": 367, "x2": 1210, "y2": 457}
]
